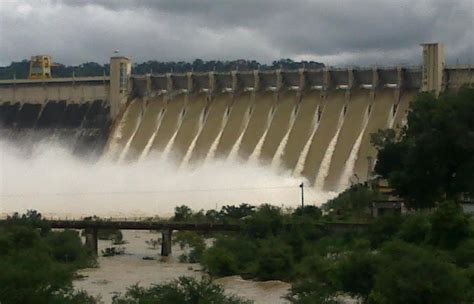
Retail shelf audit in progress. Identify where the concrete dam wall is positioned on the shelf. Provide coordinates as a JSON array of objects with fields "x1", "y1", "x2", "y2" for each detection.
[
  {"x1": 0, "y1": 45, "x2": 473, "y2": 195},
  {"x1": 0, "y1": 77, "x2": 111, "y2": 157},
  {"x1": 106, "y1": 67, "x2": 426, "y2": 191}
]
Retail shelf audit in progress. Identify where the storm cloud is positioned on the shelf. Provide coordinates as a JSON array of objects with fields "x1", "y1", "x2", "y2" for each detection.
[{"x1": 0, "y1": 0, "x2": 472, "y2": 66}]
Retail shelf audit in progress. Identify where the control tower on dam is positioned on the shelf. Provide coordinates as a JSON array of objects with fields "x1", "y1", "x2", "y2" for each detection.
[{"x1": 0, "y1": 43, "x2": 472, "y2": 192}]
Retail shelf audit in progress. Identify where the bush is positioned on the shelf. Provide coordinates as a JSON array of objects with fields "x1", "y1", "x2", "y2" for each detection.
[
  {"x1": 397, "y1": 213, "x2": 431, "y2": 244},
  {"x1": 202, "y1": 247, "x2": 239, "y2": 277},
  {"x1": 255, "y1": 238, "x2": 294, "y2": 280},
  {"x1": 453, "y1": 239, "x2": 474, "y2": 268},
  {"x1": 97, "y1": 229, "x2": 123, "y2": 244},
  {"x1": 243, "y1": 204, "x2": 286, "y2": 238},
  {"x1": 0, "y1": 223, "x2": 96, "y2": 304},
  {"x1": 367, "y1": 214, "x2": 403, "y2": 247},
  {"x1": 47, "y1": 230, "x2": 92, "y2": 267},
  {"x1": 369, "y1": 241, "x2": 470, "y2": 304},
  {"x1": 112, "y1": 276, "x2": 251, "y2": 304},
  {"x1": 338, "y1": 251, "x2": 378, "y2": 303},
  {"x1": 430, "y1": 201, "x2": 470, "y2": 249}
]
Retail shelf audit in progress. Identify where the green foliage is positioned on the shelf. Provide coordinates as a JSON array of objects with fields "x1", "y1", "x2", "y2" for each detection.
[
  {"x1": 369, "y1": 241, "x2": 470, "y2": 304},
  {"x1": 174, "y1": 232, "x2": 206, "y2": 263},
  {"x1": 202, "y1": 246, "x2": 239, "y2": 277},
  {"x1": 47, "y1": 230, "x2": 93, "y2": 267},
  {"x1": 243, "y1": 204, "x2": 287, "y2": 238},
  {"x1": 430, "y1": 201, "x2": 470, "y2": 249},
  {"x1": 374, "y1": 88, "x2": 474, "y2": 208},
  {"x1": 288, "y1": 254, "x2": 341, "y2": 303},
  {"x1": 112, "y1": 276, "x2": 252, "y2": 304},
  {"x1": 174, "y1": 205, "x2": 194, "y2": 221},
  {"x1": 293, "y1": 205, "x2": 322, "y2": 219},
  {"x1": 97, "y1": 229, "x2": 123, "y2": 244},
  {"x1": 397, "y1": 213, "x2": 431, "y2": 244},
  {"x1": 220, "y1": 203, "x2": 255, "y2": 220},
  {"x1": 322, "y1": 184, "x2": 379, "y2": 220},
  {"x1": 255, "y1": 238, "x2": 294, "y2": 280},
  {"x1": 367, "y1": 215, "x2": 403, "y2": 247},
  {"x1": 0, "y1": 217, "x2": 96, "y2": 304},
  {"x1": 453, "y1": 239, "x2": 474, "y2": 268},
  {"x1": 338, "y1": 251, "x2": 378, "y2": 303}
]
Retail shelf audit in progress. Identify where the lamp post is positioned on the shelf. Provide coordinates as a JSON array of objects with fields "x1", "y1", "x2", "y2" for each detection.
[{"x1": 299, "y1": 182, "x2": 304, "y2": 207}]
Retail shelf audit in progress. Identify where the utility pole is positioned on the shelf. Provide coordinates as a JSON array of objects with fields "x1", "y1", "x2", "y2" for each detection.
[{"x1": 299, "y1": 182, "x2": 304, "y2": 207}]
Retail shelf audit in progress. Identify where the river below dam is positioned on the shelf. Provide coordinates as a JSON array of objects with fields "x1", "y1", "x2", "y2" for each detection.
[{"x1": 74, "y1": 230, "x2": 291, "y2": 304}]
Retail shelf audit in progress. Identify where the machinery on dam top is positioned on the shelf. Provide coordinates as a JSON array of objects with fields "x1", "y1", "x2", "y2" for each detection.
[{"x1": 28, "y1": 55, "x2": 53, "y2": 80}]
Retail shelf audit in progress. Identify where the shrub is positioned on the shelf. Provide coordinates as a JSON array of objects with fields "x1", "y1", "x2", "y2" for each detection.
[
  {"x1": 112, "y1": 276, "x2": 251, "y2": 304},
  {"x1": 430, "y1": 201, "x2": 470, "y2": 249},
  {"x1": 397, "y1": 213, "x2": 431, "y2": 244}
]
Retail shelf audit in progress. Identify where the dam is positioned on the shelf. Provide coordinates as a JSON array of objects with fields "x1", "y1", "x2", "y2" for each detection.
[{"x1": 0, "y1": 43, "x2": 473, "y2": 205}]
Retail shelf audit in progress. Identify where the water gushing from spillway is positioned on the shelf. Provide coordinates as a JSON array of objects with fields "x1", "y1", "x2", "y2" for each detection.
[
  {"x1": 314, "y1": 106, "x2": 346, "y2": 190},
  {"x1": 271, "y1": 105, "x2": 298, "y2": 170},
  {"x1": 161, "y1": 108, "x2": 186, "y2": 161},
  {"x1": 248, "y1": 106, "x2": 276, "y2": 164},
  {"x1": 118, "y1": 102, "x2": 145, "y2": 162},
  {"x1": 204, "y1": 108, "x2": 230, "y2": 164},
  {"x1": 293, "y1": 105, "x2": 321, "y2": 176},
  {"x1": 0, "y1": 140, "x2": 336, "y2": 217},
  {"x1": 227, "y1": 105, "x2": 252, "y2": 162},
  {"x1": 106, "y1": 101, "x2": 133, "y2": 159},
  {"x1": 180, "y1": 109, "x2": 207, "y2": 169},
  {"x1": 337, "y1": 105, "x2": 371, "y2": 191},
  {"x1": 139, "y1": 108, "x2": 165, "y2": 161}
]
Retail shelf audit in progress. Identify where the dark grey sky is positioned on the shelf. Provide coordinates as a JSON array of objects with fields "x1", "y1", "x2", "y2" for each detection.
[{"x1": 0, "y1": 0, "x2": 472, "y2": 66}]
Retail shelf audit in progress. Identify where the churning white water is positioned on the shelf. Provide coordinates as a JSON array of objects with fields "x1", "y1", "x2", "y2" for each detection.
[
  {"x1": 338, "y1": 106, "x2": 371, "y2": 191},
  {"x1": 0, "y1": 140, "x2": 335, "y2": 218},
  {"x1": 271, "y1": 105, "x2": 298, "y2": 170},
  {"x1": 248, "y1": 107, "x2": 275, "y2": 164},
  {"x1": 314, "y1": 107, "x2": 346, "y2": 190}
]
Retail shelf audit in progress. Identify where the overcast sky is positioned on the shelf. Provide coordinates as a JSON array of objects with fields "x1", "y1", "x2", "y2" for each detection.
[{"x1": 0, "y1": 0, "x2": 472, "y2": 66}]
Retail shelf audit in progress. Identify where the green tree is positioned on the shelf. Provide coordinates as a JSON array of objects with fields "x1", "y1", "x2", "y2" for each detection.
[
  {"x1": 338, "y1": 251, "x2": 378, "y2": 303},
  {"x1": 174, "y1": 205, "x2": 193, "y2": 221},
  {"x1": 430, "y1": 201, "x2": 470, "y2": 249},
  {"x1": 369, "y1": 241, "x2": 470, "y2": 304},
  {"x1": 373, "y1": 88, "x2": 474, "y2": 208}
]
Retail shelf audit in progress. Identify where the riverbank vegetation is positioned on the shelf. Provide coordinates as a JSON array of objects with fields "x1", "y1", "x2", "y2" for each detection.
[{"x1": 0, "y1": 211, "x2": 98, "y2": 304}]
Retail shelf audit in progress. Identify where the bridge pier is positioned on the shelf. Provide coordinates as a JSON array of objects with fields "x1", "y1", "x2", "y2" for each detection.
[
  {"x1": 161, "y1": 229, "x2": 172, "y2": 256},
  {"x1": 84, "y1": 227, "x2": 98, "y2": 256}
]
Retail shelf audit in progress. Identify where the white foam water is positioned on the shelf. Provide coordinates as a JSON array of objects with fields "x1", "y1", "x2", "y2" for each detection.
[
  {"x1": 248, "y1": 106, "x2": 275, "y2": 164},
  {"x1": 314, "y1": 107, "x2": 346, "y2": 190},
  {"x1": 118, "y1": 101, "x2": 146, "y2": 162},
  {"x1": 180, "y1": 109, "x2": 207, "y2": 169},
  {"x1": 271, "y1": 105, "x2": 298, "y2": 170},
  {"x1": 292, "y1": 105, "x2": 321, "y2": 177},
  {"x1": 139, "y1": 107, "x2": 166, "y2": 161},
  {"x1": 0, "y1": 140, "x2": 336, "y2": 218},
  {"x1": 337, "y1": 105, "x2": 371, "y2": 191},
  {"x1": 203, "y1": 108, "x2": 230, "y2": 164},
  {"x1": 227, "y1": 105, "x2": 252, "y2": 162}
]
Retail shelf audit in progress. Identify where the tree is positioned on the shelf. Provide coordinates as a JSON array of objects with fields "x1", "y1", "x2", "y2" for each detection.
[
  {"x1": 369, "y1": 241, "x2": 470, "y2": 304},
  {"x1": 373, "y1": 88, "x2": 474, "y2": 208},
  {"x1": 430, "y1": 201, "x2": 470, "y2": 249},
  {"x1": 338, "y1": 251, "x2": 378, "y2": 303},
  {"x1": 173, "y1": 205, "x2": 193, "y2": 221}
]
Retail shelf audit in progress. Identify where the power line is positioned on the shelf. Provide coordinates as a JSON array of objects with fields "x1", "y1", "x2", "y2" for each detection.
[{"x1": 0, "y1": 185, "x2": 299, "y2": 198}]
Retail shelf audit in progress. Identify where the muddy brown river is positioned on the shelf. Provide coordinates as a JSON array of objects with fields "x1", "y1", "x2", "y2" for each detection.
[{"x1": 73, "y1": 230, "x2": 291, "y2": 304}]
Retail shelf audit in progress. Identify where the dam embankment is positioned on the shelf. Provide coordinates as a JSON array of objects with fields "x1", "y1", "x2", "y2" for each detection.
[{"x1": 0, "y1": 49, "x2": 472, "y2": 199}]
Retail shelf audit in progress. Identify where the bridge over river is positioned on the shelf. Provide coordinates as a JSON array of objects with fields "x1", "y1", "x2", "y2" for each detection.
[{"x1": 0, "y1": 218, "x2": 367, "y2": 256}]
